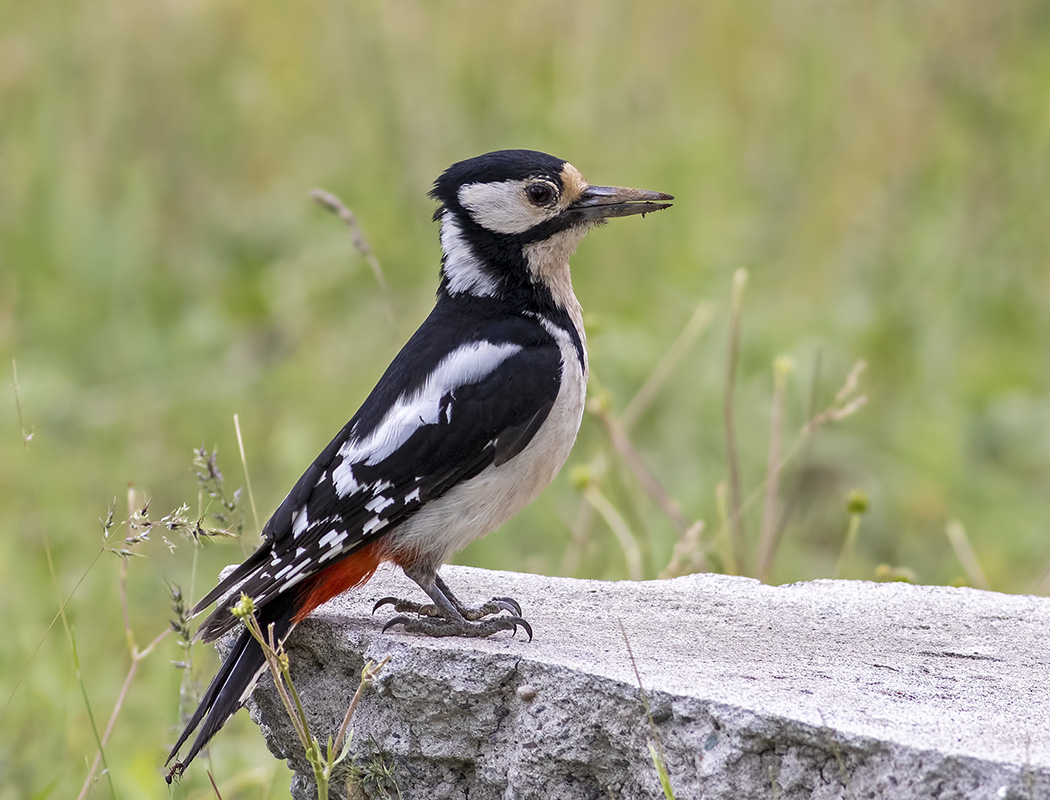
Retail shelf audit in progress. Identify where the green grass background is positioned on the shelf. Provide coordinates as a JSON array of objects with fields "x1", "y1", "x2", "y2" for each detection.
[{"x1": 3, "y1": 2, "x2": 1049, "y2": 797}]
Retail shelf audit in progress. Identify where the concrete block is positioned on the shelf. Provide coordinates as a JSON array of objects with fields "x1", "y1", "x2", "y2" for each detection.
[{"x1": 235, "y1": 565, "x2": 1050, "y2": 799}]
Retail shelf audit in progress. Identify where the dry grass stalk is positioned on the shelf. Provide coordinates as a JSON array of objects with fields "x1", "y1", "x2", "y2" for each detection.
[
  {"x1": 311, "y1": 188, "x2": 395, "y2": 337},
  {"x1": 945, "y1": 520, "x2": 990, "y2": 591},
  {"x1": 660, "y1": 520, "x2": 707, "y2": 579},
  {"x1": 620, "y1": 300, "x2": 714, "y2": 433},
  {"x1": 582, "y1": 483, "x2": 644, "y2": 581},
  {"x1": 756, "y1": 357, "x2": 793, "y2": 582},
  {"x1": 723, "y1": 269, "x2": 749, "y2": 574}
]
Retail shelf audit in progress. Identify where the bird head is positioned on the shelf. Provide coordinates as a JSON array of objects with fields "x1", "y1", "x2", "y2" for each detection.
[{"x1": 429, "y1": 149, "x2": 672, "y2": 305}]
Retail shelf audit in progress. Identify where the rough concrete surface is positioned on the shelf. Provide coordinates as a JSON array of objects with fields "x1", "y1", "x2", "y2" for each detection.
[{"x1": 235, "y1": 565, "x2": 1050, "y2": 799}]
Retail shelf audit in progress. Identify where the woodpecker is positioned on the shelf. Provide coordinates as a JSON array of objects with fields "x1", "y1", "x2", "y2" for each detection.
[{"x1": 165, "y1": 149, "x2": 672, "y2": 780}]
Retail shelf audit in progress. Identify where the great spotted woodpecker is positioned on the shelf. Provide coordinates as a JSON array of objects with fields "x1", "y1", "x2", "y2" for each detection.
[{"x1": 165, "y1": 149, "x2": 672, "y2": 779}]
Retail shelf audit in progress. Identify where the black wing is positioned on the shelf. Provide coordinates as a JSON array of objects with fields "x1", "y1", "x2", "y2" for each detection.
[{"x1": 193, "y1": 308, "x2": 562, "y2": 640}]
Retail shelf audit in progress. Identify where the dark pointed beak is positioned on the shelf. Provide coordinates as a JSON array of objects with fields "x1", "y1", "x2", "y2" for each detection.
[{"x1": 570, "y1": 185, "x2": 674, "y2": 221}]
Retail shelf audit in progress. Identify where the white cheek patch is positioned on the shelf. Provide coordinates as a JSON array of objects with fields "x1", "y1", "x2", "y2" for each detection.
[
  {"x1": 440, "y1": 213, "x2": 500, "y2": 297},
  {"x1": 332, "y1": 340, "x2": 523, "y2": 497},
  {"x1": 458, "y1": 180, "x2": 555, "y2": 234}
]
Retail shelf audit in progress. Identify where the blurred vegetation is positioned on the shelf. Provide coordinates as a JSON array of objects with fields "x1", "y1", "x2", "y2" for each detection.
[{"x1": 3, "y1": 2, "x2": 1049, "y2": 797}]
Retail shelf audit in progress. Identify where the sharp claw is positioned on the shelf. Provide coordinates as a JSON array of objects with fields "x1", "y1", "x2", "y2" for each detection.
[
  {"x1": 373, "y1": 596, "x2": 400, "y2": 614},
  {"x1": 494, "y1": 596, "x2": 522, "y2": 616},
  {"x1": 382, "y1": 615, "x2": 412, "y2": 633},
  {"x1": 515, "y1": 618, "x2": 534, "y2": 642}
]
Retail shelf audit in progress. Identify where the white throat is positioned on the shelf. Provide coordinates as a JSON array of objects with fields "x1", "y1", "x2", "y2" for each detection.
[{"x1": 522, "y1": 225, "x2": 590, "y2": 336}]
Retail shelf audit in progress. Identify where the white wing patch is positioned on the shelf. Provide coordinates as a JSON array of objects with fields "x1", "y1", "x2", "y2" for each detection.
[
  {"x1": 318, "y1": 529, "x2": 348, "y2": 549},
  {"x1": 316, "y1": 529, "x2": 349, "y2": 563},
  {"x1": 332, "y1": 340, "x2": 522, "y2": 498},
  {"x1": 318, "y1": 544, "x2": 345, "y2": 563},
  {"x1": 280, "y1": 570, "x2": 311, "y2": 592},
  {"x1": 440, "y1": 212, "x2": 501, "y2": 297},
  {"x1": 365, "y1": 495, "x2": 394, "y2": 513},
  {"x1": 292, "y1": 508, "x2": 309, "y2": 539},
  {"x1": 332, "y1": 459, "x2": 360, "y2": 496}
]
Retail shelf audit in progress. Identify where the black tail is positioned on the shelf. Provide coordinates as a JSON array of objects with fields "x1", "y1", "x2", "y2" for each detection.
[{"x1": 165, "y1": 596, "x2": 296, "y2": 782}]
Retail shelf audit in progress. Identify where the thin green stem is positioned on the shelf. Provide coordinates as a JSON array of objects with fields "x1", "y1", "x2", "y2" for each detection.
[
  {"x1": 1, "y1": 547, "x2": 104, "y2": 725},
  {"x1": 234, "y1": 413, "x2": 261, "y2": 538},
  {"x1": 945, "y1": 520, "x2": 990, "y2": 591},
  {"x1": 834, "y1": 514, "x2": 862, "y2": 579},
  {"x1": 620, "y1": 300, "x2": 714, "y2": 434},
  {"x1": 757, "y1": 357, "x2": 792, "y2": 583},
  {"x1": 43, "y1": 535, "x2": 117, "y2": 800},
  {"x1": 619, "y1": 620, "x2": 676, "y2": 800},
  {"x1": 724, "y1": 269, "x2": 748, "y2": 575},
  {"x1": 591, "y1": 400, "x2": 695, "y2": 538},
  {"x1": 12, "y1": 359, "x2": 33, "y2": 448},
  {"x1": 238, "y1": 602, "x2": 329, "y2": 797},
  {"x1": 583, "y1": 484, "x2": 644, "y2": 580},
  {"x1": 71, "y1": 630, "x2": 117, "y2": 800},
  {"x1": 332, "y1": 656, "x2": 391, "y2": 760},
  {"x1": 79, "y1": 626, "x2": 169, "y2": 800},
  {"x1": 311, "y1": 188, "x2": 395, "y2": 341}
]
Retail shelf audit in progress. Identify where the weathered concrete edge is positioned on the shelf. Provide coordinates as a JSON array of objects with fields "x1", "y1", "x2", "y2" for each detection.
[
  {"x1": 245, "y1": 623, "x2": 1047, "y2": 800},
  {"x1": 221, "y1": 566, "x2": 1050, "y2": 799}
]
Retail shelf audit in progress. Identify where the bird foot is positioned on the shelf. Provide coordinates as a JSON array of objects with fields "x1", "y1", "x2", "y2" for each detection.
[
  {"x1": 373, "y1": 595, "x2": 522, "y2": 620},
  {"x1": 382, "y1": 612, "x2": 533, "y2": 641}
]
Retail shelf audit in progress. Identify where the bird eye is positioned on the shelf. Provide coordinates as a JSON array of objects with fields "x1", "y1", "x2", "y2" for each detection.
[{"x1": 525, "y1": 183, "x2": 556, "y2": 206}]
